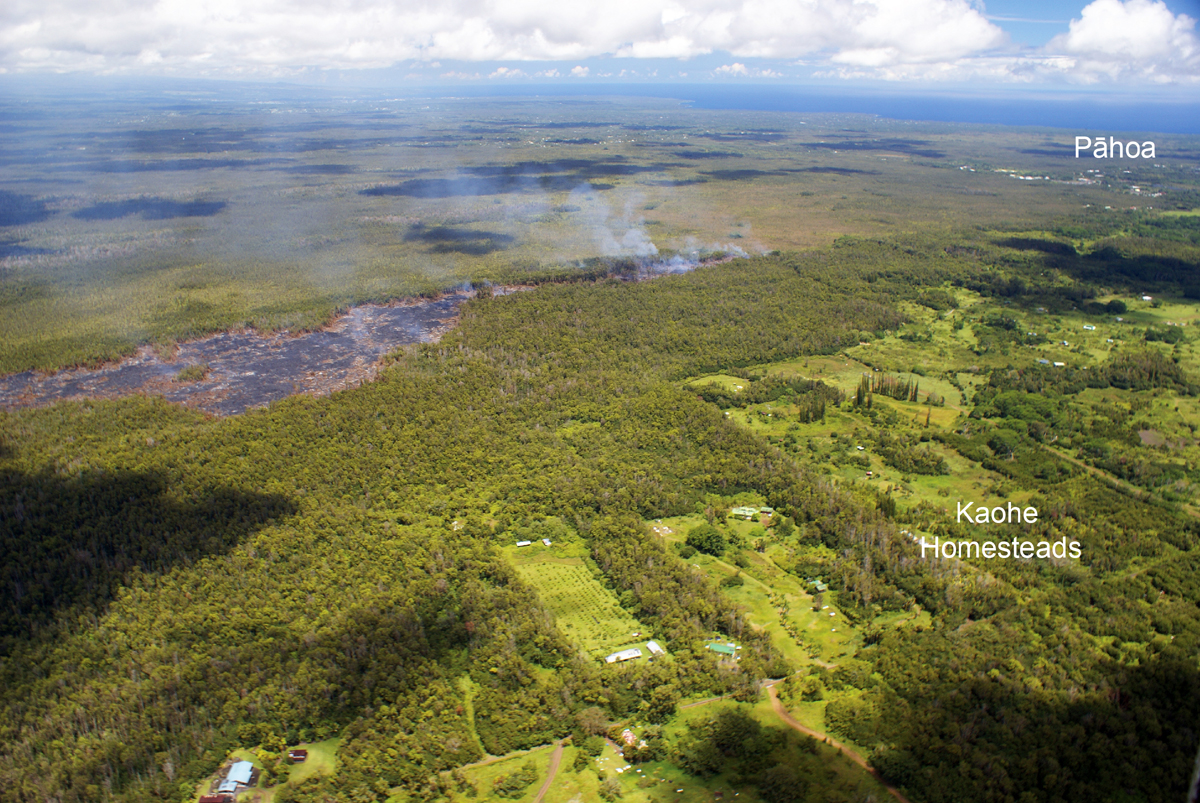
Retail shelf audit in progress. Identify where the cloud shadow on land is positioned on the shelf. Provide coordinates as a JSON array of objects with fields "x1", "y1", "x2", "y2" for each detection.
[
  {"x1": 0, "y1": 192, "x2": 53, "y2": 227},
  {"x1": 361, "y1": 158, "x2": 675, "y2": 198},
  {"x1": 696, "y1": 131, "x2": 787, "y2": 143},
  {"x1": 72, "y1": 198, "x2": 227, "y2": 221},
  {"x1": 802, "y1": 138, "x2": 946, "y2": 158},
  {"x1": 1019, "y1": 147, "x2": 1075, "y2": 157},
  {"x1": 639, "y1": 178, "x2": 708, "y2": 187},
  {"x1": 65, "y1": 158, "x2": 290, "y2": 173},
  {"x1": 701, "y1": 169, "x2": 788, "y2": 181},
  {"x1": 0, "y1": 240, "x2": 54, "y2": 258},
  {"x1": 673, "y1": 150, "x2": 744, "y2": 160},
  {"x1": 277, "y1": 163, "x2": 358, "y2": 174},
  {"x1": 403, "y1": 224, "x2": 515, "y2": 255},
  {"x1": 0, "y1": 468, "x2": 297, "y2": 646},
  {"x1": 794, "y1": 166, "x2": 878, "y2": 176},
  {"x1": 996, "y1": 237, "x2": 1078, "y2": 256}
]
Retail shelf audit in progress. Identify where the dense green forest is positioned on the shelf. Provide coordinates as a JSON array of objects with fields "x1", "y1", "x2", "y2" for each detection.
[{"x1": 3, "y1": 219, "x2": 1200, "y2": 803}]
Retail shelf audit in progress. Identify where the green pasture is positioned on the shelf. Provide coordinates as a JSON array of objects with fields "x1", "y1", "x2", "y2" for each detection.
[
  {"x1": 569, "y1": 738, "x2": 764, "y2": 803},
  {"x1": 654, "y1": 514, "x2": 858, "y2": 665},
  {"x1": 683, "y1": 373, "x2": 749, "y2": 392},
  {"x1": 510, "y1": 549, "x2": 653, "y2": 658}
]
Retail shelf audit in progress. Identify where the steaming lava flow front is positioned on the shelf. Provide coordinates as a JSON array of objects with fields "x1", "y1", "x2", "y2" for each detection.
[
  {"x1": 0, "y1": 293, "x2": 471, "y2": 416},
  {"x1": 0, "y1": 256, "x2": 716, "y2": 416}
]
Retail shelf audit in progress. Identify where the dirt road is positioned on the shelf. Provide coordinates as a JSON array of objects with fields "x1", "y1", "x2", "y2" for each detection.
[
  {"x1": 766, "y1": 685, "x2": 914, "y2": 803},
  {"x1": 531, "y1": 739, "x2": 567, "y2": 803}
]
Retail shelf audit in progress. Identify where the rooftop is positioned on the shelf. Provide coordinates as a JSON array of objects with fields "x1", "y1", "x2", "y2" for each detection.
[{"x1": 227, "y1": 761, "x2": 253, "y2": 785}]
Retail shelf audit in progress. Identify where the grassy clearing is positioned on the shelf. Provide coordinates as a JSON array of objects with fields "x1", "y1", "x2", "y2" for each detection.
[
  {"x1": 508, "y1": 542, "x2": 654, "y2": 659},
  {"x1": 589, "y1": 735, "x2": 765, "y2": 803},
  {"x1": 653, "y1": 514, "x2": 860, "y2": 666},
  {"x1": 453, "y1": 741, "x2": 558, "y2": 803},
  {"x1": 193, "y1": 739, "x2": 341, "y2": 803}
]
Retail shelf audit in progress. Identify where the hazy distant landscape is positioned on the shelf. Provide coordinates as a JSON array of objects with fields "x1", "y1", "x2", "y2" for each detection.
[
  {"x1": 3, "y1": 81, "x2": 1200, "y2": 803},
  {"x1": 5, "y1": 87, "x2": 1197, "y2": 377}
]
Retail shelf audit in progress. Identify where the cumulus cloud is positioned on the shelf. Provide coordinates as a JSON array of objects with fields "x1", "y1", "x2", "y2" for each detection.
[
  {"x1": 489, "y1": 66, "x2": 527, "y2": 78},
  {"x1": 0, "y1": 0, "x2": 1194, "y2": 84},
  {"x1": 1045, "y1": 0, "x2": 1200, "y2": 82},
  {"x1": 713, "y1": 62, "x2": 783, "y2": 77},
  {"x1": 816, "y1": 0, "x2": 1199, "y2": 83},
  {"x1": 714, "y1": 62, "x2": 750, "y2": 76},
  {"x1": 0, "y1": 0, "x2": 1003, "y2": 75}
]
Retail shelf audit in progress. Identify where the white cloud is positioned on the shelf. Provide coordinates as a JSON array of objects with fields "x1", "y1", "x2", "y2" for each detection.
[
  {"x1": 1045, "y1": 0, "x2": 1200, "y2": 82},
  {"x1": 714, "y1": 62, "x2": 783, "y2": 77},
  {"x1": 714, "y1": 62, "x2": 749, "y2": 76},
  {"x1": 0, "y1": 0, "x2": 1194, "y2": 84},
  {"x1": 489, "y1": 66, "x2": 527, "y2": 78},
  {"x1": 0, "y1": 0, "x2": 1002, "y2": 74}
]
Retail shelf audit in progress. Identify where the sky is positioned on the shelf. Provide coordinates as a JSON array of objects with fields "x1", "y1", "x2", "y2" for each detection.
[{"x1": 1, "y1": 0, "x2": 1199, "y2": 93}]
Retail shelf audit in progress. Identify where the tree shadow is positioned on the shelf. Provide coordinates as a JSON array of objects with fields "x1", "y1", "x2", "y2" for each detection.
[{"x1": 0, "y1": 468, "x2": 297, "y2": 647}]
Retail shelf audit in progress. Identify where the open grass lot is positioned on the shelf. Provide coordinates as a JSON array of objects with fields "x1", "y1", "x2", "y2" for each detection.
[
  {"x1": 551, "y1": 738, "x2": 765, "y2": 803},
  {"x1": 508, "y1": 542, "x2": 655, "y2": 659},
  {"x1": 451, "y1": 741, "x2": 559, "y2": 803},
  {"x1": 194, "y1": 739, "x2": 339, "y2": 803},
  {"x1": 654, "y1": 514, "x2": 862, "y2": 666}
]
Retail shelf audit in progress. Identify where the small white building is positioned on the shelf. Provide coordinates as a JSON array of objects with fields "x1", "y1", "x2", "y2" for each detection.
[
  {"x1": 516, "y1": 540, "x2": 532, "y2": 547},
  {"x1": 605, "y1": 648, "x2": 643, "y2": 664},
  {"x1": 542, "y1": 538, "x2": 552, "y2": 546},
  {"x1": 646, "y1": 640, "x2": 665, "y2": 656}
]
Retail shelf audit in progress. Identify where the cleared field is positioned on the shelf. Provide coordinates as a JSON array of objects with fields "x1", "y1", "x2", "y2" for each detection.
[
  {"x1": 455, "y1": 741, "x2": 558, "y2": 803},
  {"x1": 512, "y1": 553, "x2": 653, "y2": 658},
  {"x1": 655, "y1": 514, "x2": 859, "y2": 665},
  {"x1": 193, "y1": 738, "x2": 339, "y2": 803}
]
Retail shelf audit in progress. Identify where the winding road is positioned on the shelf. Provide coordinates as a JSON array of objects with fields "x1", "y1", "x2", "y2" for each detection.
[{"x1": 765, "y1": 684, "x2": 914, "y2": 803}]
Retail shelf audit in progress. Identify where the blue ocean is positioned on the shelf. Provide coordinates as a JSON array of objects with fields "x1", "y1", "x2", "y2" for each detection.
[{"x1": 451, "y1": 83, "x2": 1200, "y2": 135}]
